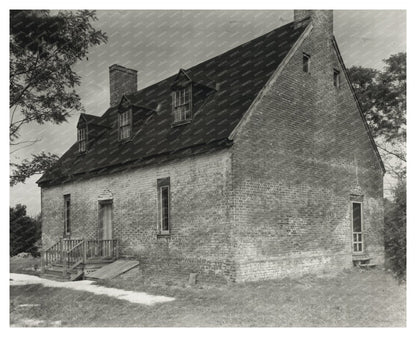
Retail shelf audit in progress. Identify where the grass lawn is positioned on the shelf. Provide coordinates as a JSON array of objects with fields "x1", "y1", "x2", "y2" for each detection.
[{"x1": 10, "y1": 258, "x2": 406, "y2": 327}]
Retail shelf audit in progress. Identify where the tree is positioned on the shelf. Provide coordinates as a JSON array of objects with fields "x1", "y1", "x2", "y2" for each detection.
[
  {"x1": 10, "y1": 204, "x2": 41, "y2": 256},
  {"x1": 10, "y1": 10, "x2": 107, "y2": 185},
  {"x1": 349, "y1": 53, "x2": 406, "y2": 281},
  {"x1": 349, "y1": 52, "x2": 406, "y2": 144},
  {"x1": 10, "y1": 152, "x2": 60, "y2": 186},
  {"x1": 348, "y1": 53, "x2": 406, "y2": 179},
  {"x1": 384, "y1": 180, "x2": 406, "y2": 281}
]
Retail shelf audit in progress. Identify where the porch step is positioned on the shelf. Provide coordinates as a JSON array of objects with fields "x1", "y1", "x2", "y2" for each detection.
[
  {"x1": 358, "y1": 263, "x2": 377, "y2": 269},
  {"x1": 353, "y1": 255, "x2": 376, "y2": 268},
  {"x1": 70, "y1": 270, "x2": 84, "y2": 281},
  {"x1": 41, "y1": 269, "x2": 72, "y2": 281},
  {"x1": 40, "y1": 273, "x2": 70, "y2": 282},
  {"x1": 41, "y1": 264, "x2": 83, "y2": 281},
  {"x1": 86, "y1": 257, "x2": 116, "y2": 264},
  {"x1": 42, "y1": 258, "x2": 116, "y2": 281}
]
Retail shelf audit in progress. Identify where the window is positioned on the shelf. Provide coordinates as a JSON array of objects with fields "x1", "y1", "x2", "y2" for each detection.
[
  {"x1": 352, "y1": 202, "x2": 363, "y2": 253},
  {"x1": 303, "y1": 53, "x2": 311, "y2": 73},
  {"x1": 64, "y1": 194, "x2": 71, "y2": 236},
  {"x1": 119, "y1": 110, "x2": 132, "y2": 140},
  {"x1": 157, "y1": 178, "x2": 170, "y2": 234},
  {"x1": 333, "y1": 69, "x2": 340, "y2": 88},
  {"x1": 77, "y1": 127, "x2": 87, "y2": 153},
  {"x1": 173, "y1": 86, "x2": 192, "y2": 123}
]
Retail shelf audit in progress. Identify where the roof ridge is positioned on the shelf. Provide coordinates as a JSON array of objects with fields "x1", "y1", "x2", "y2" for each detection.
[
  {"x1": 97, "y1": 20, "x2": 300, "y2": 120},
  {"x1": 185, "y1": 21, "x2": 296, "y2": 72},
  {"x1": 129, "y1": 20, "x2": 298, "y2": 98}
]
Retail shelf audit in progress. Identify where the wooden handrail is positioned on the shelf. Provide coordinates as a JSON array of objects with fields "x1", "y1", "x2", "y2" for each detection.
[
  {"x1": 42, "y1": 239, "x2": 119, "y2": 275},
  {"x1": 65, "y1": 240, "x2": 85, "y2": 274},
  {"x1": 86, "y1": 239, "x2": 118, "y2": 260},
  {"x1": 42, "y1": 239, "x2": 63, "y2": 268}
]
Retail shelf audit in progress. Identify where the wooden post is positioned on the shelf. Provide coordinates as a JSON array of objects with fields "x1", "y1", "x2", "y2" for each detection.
[
  {"x1": 40, "y1": 250, "x2": 45, "y2": 273},
  {"x1": 82, "y1": 239, "x2": 86, "y2": 264},
  {"x1": 59, "y1": 238, "x2": 63, "y2": 264},
  {"x1": 62, "y1": 251, "x2": 68, "y2": 278}
]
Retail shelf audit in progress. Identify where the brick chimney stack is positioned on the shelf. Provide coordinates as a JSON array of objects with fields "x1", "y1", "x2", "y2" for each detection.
[
  {"x1": 294, "y1": 10, "x2": 333, "y2": 37},
  {"x1": 109, "y1": 64, "x2": 138, "y2": 106}
]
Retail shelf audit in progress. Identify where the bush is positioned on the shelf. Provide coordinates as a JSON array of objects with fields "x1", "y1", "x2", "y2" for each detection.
[
  {"x1": 10, "y1": 204, "x2": 41, "y2": 257},
  {"x1": 384, "y1": 180, "x2": 406, "y2": 281}
]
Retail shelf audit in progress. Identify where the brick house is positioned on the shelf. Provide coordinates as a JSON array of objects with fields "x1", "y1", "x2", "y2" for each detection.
[{"x1": 38, "y1": 10, "x2": 385, "y2": 282}]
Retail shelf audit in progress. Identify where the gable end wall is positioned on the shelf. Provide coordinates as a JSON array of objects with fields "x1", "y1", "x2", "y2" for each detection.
[{"x1": 231, "y1": 25, "x2": 384, "y2": 282}]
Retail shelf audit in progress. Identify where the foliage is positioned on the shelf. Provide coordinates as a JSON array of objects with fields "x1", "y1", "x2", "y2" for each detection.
[
  {"x1": 10, "y1": 204, "x2": 41, "y2": 257},
  {"x1": 384, "y1": 180, "x2": 406, "y2": 282},
  {"x1": 10, "y1": 152, "x2": 60, "y2": 186},
  {"x1": 349, "y1": 53, "x2": 406, "y2": 281},
  {"x1": 349, "y1": 53, "x2": 406, "y2": 181},
  {"x1": 348, "y1": 53, "x2": 406, "y2": 144},
  {"x1": 10, "y1": 10, "x2": 107, "y2": 184},
  {"x1": 384, "y1": 181, "x2": 407, "y2": 280}
]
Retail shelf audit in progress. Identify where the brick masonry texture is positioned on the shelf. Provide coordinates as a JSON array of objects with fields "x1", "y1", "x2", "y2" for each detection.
[
  {"x1": 41, "y1": 11, "x2": 385, "y2": 283},
  {"x1": 109, "y1": 64, "x2": 137, "y2": 107},
  {"x1": 41, "y1": 149, "x2": 235, "y2": 281},
  {"x1": 230, "y1": 12, "x2": 384, "y2": 282}
]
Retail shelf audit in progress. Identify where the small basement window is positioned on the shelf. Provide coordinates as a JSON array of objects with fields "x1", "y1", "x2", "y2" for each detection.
[
  {"x1": 119, "y1": 110, "x2": 132, "y2": 140},
  {"x1": 303, "y1": 53, "x2": 311, "y2": 73},
  {"x1": 173, "y1": 86, "x2": 192, "y2": 123},
  {"x1": 77, "y1": 127, "x2": 87, "y2": 153},
  {"x1": 334, "y1": 69, "x2": 340, "y2": 88}
]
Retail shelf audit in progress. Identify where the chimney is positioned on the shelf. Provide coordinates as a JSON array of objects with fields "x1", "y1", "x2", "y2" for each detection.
[
  {"x1": 294, "y1": 10, "x2": 333, "y2": 37},
  {"x1": 109, "y1": 64, "x2": 138, "y2": 106}
]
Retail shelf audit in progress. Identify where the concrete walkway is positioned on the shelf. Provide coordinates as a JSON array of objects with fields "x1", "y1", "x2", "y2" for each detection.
[{"x1": 10, "y1": 273, "x2": 175, "y2": 305}]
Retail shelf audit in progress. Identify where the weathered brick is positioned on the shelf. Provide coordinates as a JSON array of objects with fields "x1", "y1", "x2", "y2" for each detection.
[
  {"x1": 41, "y1": 11, "x2": 384, "y2": 283},
  {"x1": 230, "y1": 11, "x2": 384, "y2": 281}
]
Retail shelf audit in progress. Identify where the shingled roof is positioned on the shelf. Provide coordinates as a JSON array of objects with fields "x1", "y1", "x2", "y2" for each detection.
[{"x1": 37, "y1": 20, "x2": 308, "y2": 187}]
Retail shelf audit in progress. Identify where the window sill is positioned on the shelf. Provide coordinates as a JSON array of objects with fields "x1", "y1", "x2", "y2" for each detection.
[
  {"x1": 118, "y1": 138, "x2": 133, "y2": 144},
  {"x1": 157, "y1": 233, "x2": 171, "y2": 239},
  {"x1": 171, "y1": 119, "x2": 192, "y2": 127}
]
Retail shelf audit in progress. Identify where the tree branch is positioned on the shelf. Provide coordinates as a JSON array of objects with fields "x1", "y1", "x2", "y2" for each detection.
[
  {"x1": 377, "y1": 144, "x2": 406, "y2": 162},
  {"x1": 10, "y1": 139, "x2": 41, "y2": 154}
]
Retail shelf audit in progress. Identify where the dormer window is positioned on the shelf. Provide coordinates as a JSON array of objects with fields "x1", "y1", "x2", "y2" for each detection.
[
  {"x1": 119, "y1": 110, "x2": 132, "y2": 140},
  {"x1": 173, "y1": 86, "x2": 192, "y2": 123},
  {"x1": 77, "y1": 127, "x2": 87, "y2": 153}
]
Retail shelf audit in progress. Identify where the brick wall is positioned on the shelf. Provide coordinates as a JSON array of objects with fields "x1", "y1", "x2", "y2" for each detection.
[
  {"x1": 230, "y1": 15, "x2": 385, "y2": 282},
  {"x1": 41, "y1": 12, "x2": 385, "y2": 284},
  {"x1": 41, "y1": 149, "x2": 235, "y2": 281},
  {"x1": 109, "y1": 64, "x2": 137, "y2": 106}
]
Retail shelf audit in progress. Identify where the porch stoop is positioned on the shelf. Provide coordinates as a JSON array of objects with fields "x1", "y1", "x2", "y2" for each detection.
[
  {"x1": 352, "y1": 254, "x2": 377, "y2": 269},
  {"x1": 40, "y1": 238, "x2": 119, "y2": 281},
  {"x1": 41, "y1": 259, "x2": 116, "y2": 281}
]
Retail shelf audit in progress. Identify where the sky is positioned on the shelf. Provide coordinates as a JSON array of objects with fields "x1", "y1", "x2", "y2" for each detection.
[{"x1": 9, "y1": 9, "x2": 407, "y2": 216}]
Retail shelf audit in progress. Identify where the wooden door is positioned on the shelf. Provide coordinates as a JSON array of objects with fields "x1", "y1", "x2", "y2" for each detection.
[{"x1": 99, "y1": 202, "x2": 113, "y2": 240}]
